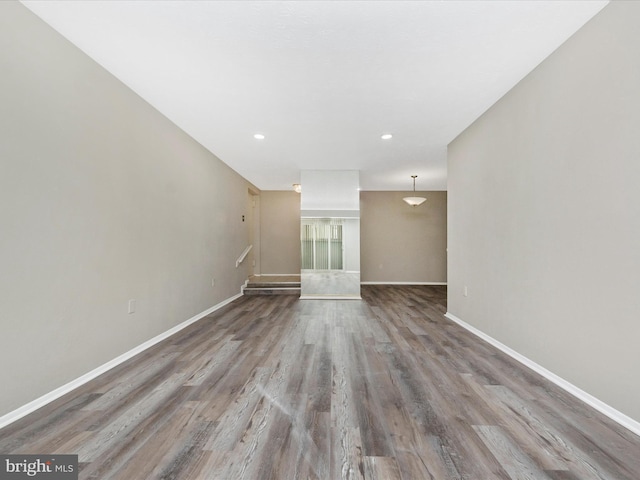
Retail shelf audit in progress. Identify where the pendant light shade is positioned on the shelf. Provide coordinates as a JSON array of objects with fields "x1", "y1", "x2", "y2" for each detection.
[{"x1": 403, "y1": 175, "x2": 426, "y2": 206}]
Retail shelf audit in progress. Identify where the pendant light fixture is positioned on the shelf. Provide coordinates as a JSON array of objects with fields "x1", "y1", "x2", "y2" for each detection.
[{"x1": 403, "y1": 175, "x2": 427, "y2": 207}]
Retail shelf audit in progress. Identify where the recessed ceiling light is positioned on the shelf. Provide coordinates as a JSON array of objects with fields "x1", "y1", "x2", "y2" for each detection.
[
  {"x1": 381, "y1": 133, "x2": 393, "y2": 140},
  {"x1": 254, "y1": 133, "x2": 265, "y2": 140}
]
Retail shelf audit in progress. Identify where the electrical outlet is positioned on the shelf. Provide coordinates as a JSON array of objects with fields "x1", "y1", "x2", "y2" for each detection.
[
  {"x1": 463, "y1": 286, "x2": 468, "y2": 297},
  {"x1": 128, "y1": 299, "x2": 136, "y2": 314},
  {"x1": 211, "y1": 278, "x2": 215, "y2": 287}
]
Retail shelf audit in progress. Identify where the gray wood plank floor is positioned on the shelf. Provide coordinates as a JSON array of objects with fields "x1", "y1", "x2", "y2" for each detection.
[{"x1": 1, "y1": 286, "x2": 639, "y2": 479}]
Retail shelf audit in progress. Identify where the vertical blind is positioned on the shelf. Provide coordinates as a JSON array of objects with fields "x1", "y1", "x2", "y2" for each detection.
[{"x1": 301, "y1": 219, "x2": 343, "y2": 270}]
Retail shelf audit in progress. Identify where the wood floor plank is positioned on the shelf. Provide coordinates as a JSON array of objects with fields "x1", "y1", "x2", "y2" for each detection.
[
  {"x1": 330, "y1": 425, "x2": 365, "y2": 480},
  {"x1": 0, "y1": 393, "x2": 101, "y2": 453},
  {"x1": 473, "y1": 424, "x2": 553, "y2": 480},
  {"x1": 330, "y1": 324, "x2": 366, "y2": 480},
  {"x1": 183, "y1": 339, "x2": 241, "y2": 387},
  {"x1": 363, "y1": 456, "x2": 401, "y2": 480},
  {"x1": 203, "y1": 366, "x2": 274, "y2": 451},
  {"x1": 486, "y1": 384, "x2": 626, "y2": 480},
  {"x1": 75, "y1": 372, "x2": 190, "y2": 462},
  {"x1": 347, "y1": 332, "x2": 395, "y2": 458},
  {"x1": 1, "y1": 286, "x2": 639, "y2": 479},
  {"x1": 461, "y1": 376, "x2": 570, "y2": 472},
  {"x1": 82, "y1": 352, "x2": 182, "y2": 412}
]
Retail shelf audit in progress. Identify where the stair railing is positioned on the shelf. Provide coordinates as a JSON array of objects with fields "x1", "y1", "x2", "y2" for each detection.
[{"x1": 236, "y1": 245, "x2": 253, "y2": 268}]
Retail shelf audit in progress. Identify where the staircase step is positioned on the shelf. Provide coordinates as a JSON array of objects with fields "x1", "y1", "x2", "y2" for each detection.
[
  {"x1": 244, "y1": 276, "x2": 301, "y2": 296},
  {"x1": 247, "y1": 282, "x2": 300, "y2": 289},
  {"x1": 244, "y1": 286, "x2": 301, "y2": 296}
]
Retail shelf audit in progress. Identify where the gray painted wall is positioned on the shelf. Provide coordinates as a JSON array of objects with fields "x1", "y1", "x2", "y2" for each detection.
[
  {"x1": 448, "y1": 1, "x2": 640, "y2": 422},
  {"x1": 361, "y1": 191, "x2": 447, "y2": 283},
  {"x1": 260, "y1": 190, "x2": 447, "y2": 283},
  {"x1": 0, "y1": 3, "x2": 256, "y2": 417},
  {"x1": 259, "y1": 191, "x2": 301, "y2": 275}
]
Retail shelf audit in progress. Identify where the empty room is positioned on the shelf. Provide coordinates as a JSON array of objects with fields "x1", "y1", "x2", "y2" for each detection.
[{"x1": 1, "y1": 1, "x2": 639, "y2": 479}]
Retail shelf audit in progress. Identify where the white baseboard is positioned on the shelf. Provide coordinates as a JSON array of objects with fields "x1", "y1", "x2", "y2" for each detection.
[
  {"x1": 444, "y1": 312, "x2": 640, "y2": 437},
  {"x1": 361, "y1": 281, "x2": 447, "y2": 286},
  {"x1": 0, "y1": 292, "x2": 243, "y2": 430}
]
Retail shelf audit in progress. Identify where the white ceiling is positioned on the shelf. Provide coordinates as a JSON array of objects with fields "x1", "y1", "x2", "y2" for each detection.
[{"x1": 21, "y1": 0, "x2": 608, "y2": 191}]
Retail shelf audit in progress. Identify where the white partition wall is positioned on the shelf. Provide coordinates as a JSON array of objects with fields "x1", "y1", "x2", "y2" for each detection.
[{"x1": 300, "y1": 170, "x2": 361, "y2": 299}]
